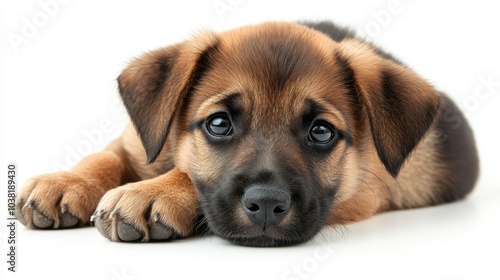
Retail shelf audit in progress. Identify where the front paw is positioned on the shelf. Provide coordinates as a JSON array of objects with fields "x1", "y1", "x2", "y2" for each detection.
[
  {"x1": 15, "y1": 172, "x2": 104, "y2": 229},
  {"x1": 93, "y1": 180, "x2": 198, "y2": 242}
]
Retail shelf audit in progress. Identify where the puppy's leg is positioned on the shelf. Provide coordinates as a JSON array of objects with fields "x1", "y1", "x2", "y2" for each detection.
[
  {"x1": 16, "y1": 140, "x2": 127, "y2": 229},
  {"x1": 93, "y1": 168, "x2": 198, "y2": 242}
]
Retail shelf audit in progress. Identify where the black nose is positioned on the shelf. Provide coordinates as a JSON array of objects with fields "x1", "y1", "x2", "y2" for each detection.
[{"x1": 242, "y1": 185, "x2": 291, "y2": 229}]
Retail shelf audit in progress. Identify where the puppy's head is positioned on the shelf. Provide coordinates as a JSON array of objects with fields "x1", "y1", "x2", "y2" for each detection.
[{"x1": 118, "y1": 22, "x2": 440, "y2": 247}]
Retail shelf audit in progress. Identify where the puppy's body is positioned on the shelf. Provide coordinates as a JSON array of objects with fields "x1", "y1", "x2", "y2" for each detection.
[{"x1": 16, "y1": 21, "x2": 479, "y2": 247}]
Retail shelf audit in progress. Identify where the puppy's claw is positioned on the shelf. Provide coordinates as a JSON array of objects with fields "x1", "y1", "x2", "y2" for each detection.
[
  {"x1": 60, "y1": 213, "x2": 79, "y2": 228},
  {"x1": 32, "y1": 209, "x2": 54, "y2": 229},
  {"x1": 117, "y1": 221, "x2": 142, "y2": 241},
  {"x1": 150, "y1": 222, "x2": 174, "y2": 240}
]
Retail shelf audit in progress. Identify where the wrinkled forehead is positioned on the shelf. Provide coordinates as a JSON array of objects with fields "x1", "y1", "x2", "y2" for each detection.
[{"x1": 191, "y1": 23, "x2": 353, "y2": 130}]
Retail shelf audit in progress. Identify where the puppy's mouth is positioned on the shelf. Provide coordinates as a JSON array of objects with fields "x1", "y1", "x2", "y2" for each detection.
[
  {"x1": 198, "y1": 184, "x2": 326, "y2": 247},
  {"x1": 208, "y1": 215, "x2": 322, "y2": 247},
  {"x1": 209, "y1": 220, "x2": 305, "y2": 247}
]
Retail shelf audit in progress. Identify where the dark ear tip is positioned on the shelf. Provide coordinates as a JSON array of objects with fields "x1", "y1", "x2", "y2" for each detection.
[
  {"x1": 386, "y1": 166, "x2": 400, "y2": 178},
  {"x1": 379, "y1": 155, "x2": 404, "y2": 178},
  {"x1": 146, "y1": 153, "x2": 159, "y2": 164}
]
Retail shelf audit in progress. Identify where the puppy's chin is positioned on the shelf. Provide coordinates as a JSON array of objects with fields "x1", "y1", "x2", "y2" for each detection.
[
  {"x1": 225, "y1": 235, "x2": 303, "y2": 247},
  {"x1": 205, "y1": 217, "x2": 325, "y2": 247},
  {"x1": 216, "y1": 228, "x2": 311, "y2": 247}
]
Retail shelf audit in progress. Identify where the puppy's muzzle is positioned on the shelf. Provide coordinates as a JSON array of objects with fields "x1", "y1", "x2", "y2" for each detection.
[{"x1": 242, "y1": 185, "x2": 291, "y2": 229}]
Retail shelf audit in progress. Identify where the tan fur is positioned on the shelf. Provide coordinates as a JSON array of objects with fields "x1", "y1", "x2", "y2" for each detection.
[{"x1": 394, "y1": 128, "x2": 447, "y2": 208}]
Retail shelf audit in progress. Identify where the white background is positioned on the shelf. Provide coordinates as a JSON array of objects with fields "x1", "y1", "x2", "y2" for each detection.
[{"x1": 1, "y1": 1, "x2": 499, "y2": 279}]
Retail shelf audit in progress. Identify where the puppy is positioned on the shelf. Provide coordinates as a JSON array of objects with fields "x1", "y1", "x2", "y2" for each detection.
[{"x1": 15, "y1": 21, "x2": 479, "y2": 247}]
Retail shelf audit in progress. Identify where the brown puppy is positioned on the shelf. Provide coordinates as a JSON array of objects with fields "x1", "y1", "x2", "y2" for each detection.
[{"x1": 15, "y1": 21, "x2": 479, "y2": 247}]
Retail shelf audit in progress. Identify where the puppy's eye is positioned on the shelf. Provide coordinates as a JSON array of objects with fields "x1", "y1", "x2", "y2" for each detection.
[
  {"x1": 308, "y1": 122, "x2": 335, "y2": 143},
  {"x1": 206, "y1": 114, "x2": 233, "y2": 136}
]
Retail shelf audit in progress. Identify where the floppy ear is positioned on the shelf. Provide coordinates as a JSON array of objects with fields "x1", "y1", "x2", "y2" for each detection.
[
  {"x1": 118, "y1": 33, "x2": 218, "y2": 163},
  {"x1": 338, "y1": 39, "x2": 441, "y2": 177}
]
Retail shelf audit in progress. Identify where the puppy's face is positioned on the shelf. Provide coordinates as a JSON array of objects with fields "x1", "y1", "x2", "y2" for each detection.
[
  {"x1": 181, "y1": 26, "x2": 358, "y2": 247},
  {"x1": 118, "y1": 22, "x2": 440, "y2": 246}
]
